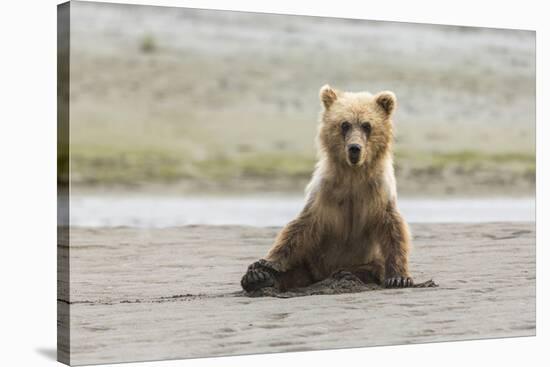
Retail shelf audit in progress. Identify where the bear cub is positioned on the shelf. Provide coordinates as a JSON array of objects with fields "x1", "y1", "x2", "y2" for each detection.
[{"x1": 241, "y1": 85, "x2": 413, "y2": 292}]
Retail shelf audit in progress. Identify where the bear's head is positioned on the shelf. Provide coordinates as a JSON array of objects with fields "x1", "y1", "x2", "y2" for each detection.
[{"x1": 318, "y1": 85, "x2": 396, "y2": 169}]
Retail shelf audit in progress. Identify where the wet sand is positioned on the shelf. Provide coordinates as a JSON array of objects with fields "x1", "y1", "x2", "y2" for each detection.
[{"x1": 58, "y1": 222, "x2": 535, "y2": 365}]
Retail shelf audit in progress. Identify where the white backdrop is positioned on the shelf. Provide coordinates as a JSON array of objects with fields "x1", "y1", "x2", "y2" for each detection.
[{"x1": 0, "y1": 0, "x2": 546, "y2": 366}]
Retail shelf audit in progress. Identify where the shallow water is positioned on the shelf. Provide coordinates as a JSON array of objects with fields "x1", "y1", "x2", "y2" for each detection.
[{"x1": 65, "y1": 195, "x2": 535, "y2": 228}]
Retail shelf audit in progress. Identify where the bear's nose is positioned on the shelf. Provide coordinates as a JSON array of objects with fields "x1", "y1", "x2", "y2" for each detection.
[{"x1": 348, "y1": 144, "x2": 361, "y2": 155}]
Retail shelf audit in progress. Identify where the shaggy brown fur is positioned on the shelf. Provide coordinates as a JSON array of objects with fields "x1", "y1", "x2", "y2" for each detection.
[{"x1": 241, "y1": 85, "x2": 413, "y2": 292}]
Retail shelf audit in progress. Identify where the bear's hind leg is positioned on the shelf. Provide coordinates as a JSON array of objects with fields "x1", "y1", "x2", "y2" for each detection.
[
  {"x1": 276, "y1": 264, "x2": 315, "y2": 291},
  {"x1": 335, "y1": 259, "x2": 385, "y2": 285},
  {"x1": 241, "y1": 260, "x2": 315, "y2": 293}
]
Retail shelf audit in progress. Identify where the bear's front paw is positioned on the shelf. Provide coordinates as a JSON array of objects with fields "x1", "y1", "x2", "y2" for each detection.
[
  {"x1": 384, "y1": 276, "x2": 414, "y2": 288},
  {"x1": 241, "y1": 259, "x2": 279, "y2": 292}
]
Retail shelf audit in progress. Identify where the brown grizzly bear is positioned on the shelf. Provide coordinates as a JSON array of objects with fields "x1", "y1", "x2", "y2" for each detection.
[{"x1": 241, "y1": 85, "x2": 413, "y2": 292}]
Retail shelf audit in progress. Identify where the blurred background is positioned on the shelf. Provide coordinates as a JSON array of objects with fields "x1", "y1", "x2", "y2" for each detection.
[{"x1": 62, "y1": 2, "x2": 535, "y2": 227}]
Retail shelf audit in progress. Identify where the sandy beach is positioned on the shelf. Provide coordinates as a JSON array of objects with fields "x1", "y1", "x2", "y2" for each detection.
[{"x1": 58, "y1": 222, "x2": 535, "y2": 365}]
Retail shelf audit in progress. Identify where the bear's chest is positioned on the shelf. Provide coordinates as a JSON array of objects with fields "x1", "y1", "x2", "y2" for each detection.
[
  {"x1": 327, "y1": 182, "x2": 387, "y2": 223},
  {"x1": 314, "y1": 188, "x2": 386, "y2": 253}
]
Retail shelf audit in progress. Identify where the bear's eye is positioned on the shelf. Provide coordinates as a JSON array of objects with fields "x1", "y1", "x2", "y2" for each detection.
[
  {"x1": 361, "y1": 122, "x2": 372, "y2": 135},
  {"x1": 341, "y1": 121, "x2": 351, "y2": 134}
]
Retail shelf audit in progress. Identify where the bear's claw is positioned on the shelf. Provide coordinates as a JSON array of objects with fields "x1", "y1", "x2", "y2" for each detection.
[
  {"x1": 384, "y1": 276, "x2": 414, "y2": 288},
  {"x1": 241, "y1": 259, "x2": 278, "y2": 292},
  {"x1": 247, "y1": 259, "x2": 275, "y2": 271}
]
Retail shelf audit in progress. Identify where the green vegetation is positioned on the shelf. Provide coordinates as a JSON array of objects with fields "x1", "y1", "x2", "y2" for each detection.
[
  {"x1": 196, "y1": 153, "x2": 316, "y2": 180},
  {"x1": 70, "y1": 147, "x2": 182, "y2": 185},
  {"x1": 139, "y1": 34, "x2": 157, "y2": 53},
  {"x1": 69, "y1": 147, "x2": 316, "y2": 185},
  {"x1": 393, "y1": 150, "x2": 535, "y2": 169},
  {"x1": 68, "y1": 144, "x2": 535, "y2": 192}
]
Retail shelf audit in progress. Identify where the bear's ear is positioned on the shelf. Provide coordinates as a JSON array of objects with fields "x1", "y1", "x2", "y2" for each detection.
[
  {"x1": 320, "y1": 84, "x2": 338, "y2": 109},
  {"x1": 375, "y1": 91, "x2": 396, "y2": 116}
]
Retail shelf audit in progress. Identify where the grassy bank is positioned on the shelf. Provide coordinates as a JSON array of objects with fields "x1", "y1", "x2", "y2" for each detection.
[{"x1": 64, "y1": 146, "x2": 535, "y2": 196}]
